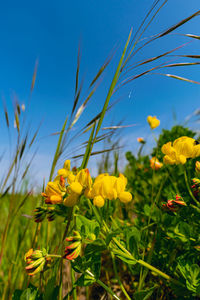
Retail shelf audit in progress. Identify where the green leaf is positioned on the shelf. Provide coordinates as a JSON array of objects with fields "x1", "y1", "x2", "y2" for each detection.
[
  {"x1": 134, "y1": 285, "x2": 158, "y2": 300},
  {"x1": 84, "y1": 239, "x2": 106, "y2": 257},
  {"x1": 19, "y1": 284, "x2": 41, "y2": 300},
  {"x1": 76, "y1": 215, "x2": 100, "y2": 237},
  {"x1": 43, "y1": 277, "x2": 59, "y2": 300},
  {"x1": 75, "y1": 273, "x2": 96, "y2": 287}
]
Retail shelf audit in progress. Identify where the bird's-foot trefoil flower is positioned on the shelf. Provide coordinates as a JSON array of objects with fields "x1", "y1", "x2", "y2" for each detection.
[
  {"x1": 150, "y1": 157, "x2": 163, "y2": 170},
  {"x1": 162, "y1": 195, "x2": 186, "y2": 212},
  {"x1": 162, "y1": 137, "x2": 200, "y2": 165},
  {"x1": 147, "y1": 116, "x2": 160, "y2": 129},
  {"x1": 64, "y1": 231, "x2": 82, "y2": 260},
  {"x1": 24, "y1": 248, "x2": 51, "y2": 276}
]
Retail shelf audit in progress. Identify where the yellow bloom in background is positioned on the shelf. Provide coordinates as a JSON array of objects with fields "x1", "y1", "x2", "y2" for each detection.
[
  {"x1": 162, "y1": 136, "x2": 200, "y2": 165},
  {"x1": 150, "y1": 157, "x2": 163, "y2": 170},
  {"x1": 137, "y1": 137, "x2": 145, "y2": 144},
  {"x1": 147, "y1": 116, "x2": 160, "y2": 129}
]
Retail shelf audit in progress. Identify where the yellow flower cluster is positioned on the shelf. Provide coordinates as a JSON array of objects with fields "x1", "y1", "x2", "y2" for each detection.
[
  {"x1": 42, "y1": 160, "x2": 71, "y2": 204},
  {"x1": 88, "y1": 173, "x2": 132, "y2": 207},
  {"x1": 64, "y1": 168, "x2": 92, "y2": 207},
  {"x1": 147, "y1": 116, "x2": 160, "y2": 129},
  {"x1": 162, "y1": 136, "x2": 200, "y2": 165},
  {"x1": 42, "y1": 161, "x2": 132, "y2": 208}
]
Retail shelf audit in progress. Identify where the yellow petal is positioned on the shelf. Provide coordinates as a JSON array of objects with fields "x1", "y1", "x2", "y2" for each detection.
[
  {"x1": 163, "y1": 155, "x2": 176, "y2": 165},
  {"x1": 70, "y1": 182, "x2": 83, "y2": 195},
  {"x1": 64, "y1": 160, "x2": 71, "y2": 170},
  {"x1": 49, "y1": 195, "x2": 63, "y2": 204},
  {"x1": 93, "y1": 195, "x2": 105, "y2": 207},
  {"x1": 119, "y1": 192, "x2": 132, "y2": 203}
]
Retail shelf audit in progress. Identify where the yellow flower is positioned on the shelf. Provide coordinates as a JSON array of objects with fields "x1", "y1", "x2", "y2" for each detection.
[
  {"x1": 93, "y1": 195, "x2": 105, "y2": 207},
  {"x1": 147, "y1": 116, "x2": 160, "y2": 129},
  {"x1": 75, "y1": 168, "x2": 92, "y2": 189},
  {"x1": 150, "y1": 157, "x2": 163, "y2": 170},
  {"x1": 64, "y1": 168, "x2": 93, "y2": 207},
  {"x1": 162, "y1": 137, "x2": 200, "y2": 165},
  {"x1": 90, "y1": 173, "x2": 132, "y2": 206},
  {"x1": 42, "y1": 181, "x2": 64, "y2": 204}
]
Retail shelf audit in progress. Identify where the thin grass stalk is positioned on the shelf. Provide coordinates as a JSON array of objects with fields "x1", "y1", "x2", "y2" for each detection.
[
  {"x1": 83, "y1": 29, "x2": 132, "y2": 166},
  {"x1": 49, "y1": 116, "x2": 68, "y2": 181},
  {"x1": 80, "y1": 121, "x2": 96, "y2": 169},
  {"x1": 111, "y1": 253, "x2": 131, "y2": 300}
]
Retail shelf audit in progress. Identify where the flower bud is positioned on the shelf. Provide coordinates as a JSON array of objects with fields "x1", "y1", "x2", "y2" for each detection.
[
  {"x1": 24, "y1": 248, "x2": 49, "y2": 276},
  {"x1": 162, "y1": 195, "x2": 186, "y2": 212},
  {"x1": 150, "y1": 157, "x2": 163, "y2": 170},
  {"x1": 64, "y1": 231, "x2": 82, "y2": 260},
  {"x1": 47, "y1": 207, "x2": 56, "y2": 222},
  {"x1": 34, "y1": 207, "x2": 46, "y2": 223}
]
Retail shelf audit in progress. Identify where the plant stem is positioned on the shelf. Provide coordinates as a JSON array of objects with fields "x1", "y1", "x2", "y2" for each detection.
[
  {"x1": 71, "y1": 264, "x2": 77, "y2": 300},
  {"x1": 111, "y1": 253, "x2": 131, "y2": 300},
  {"x1": 184, "y1": 168, "x2": 200, "y2": 206},
  {"x1": 85, "y1": 270, "x2": 121, "y2": 300}
]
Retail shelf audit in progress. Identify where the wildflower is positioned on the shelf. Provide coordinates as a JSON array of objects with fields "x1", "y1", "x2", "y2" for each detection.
[
  {"x1": 42, "y1": 181, "x2": 64, "y2": 204},
  {"x1": 64, "y1": 231, "x2": 82, "y2": 260},
  {"x1": 24, "y1": 249, "x2": 47, "y2": 276},
  {"x1": 42, "y1": 160, "x2": 72, "y2": 204},
  {"x1": 34, "y1": 207, "x2": 46, "y2": 223},
  {"x1": 147, "y1": 116, "x2": 160, "y2": 129},
  {"x1": 64, "y1": 168, "x2": 92, "y2": 207},
  {"x1": 90, "y1": 173, "x2": 132, "y2": 206},
  {"x1": 195, "y1": 161, "x2": 200, "y2": 174},
  {"x1": 137, "y1": 137, "x2": 145, "y2": 144},
  {"x1": 150, "y1": 157, "x2": 163, "y2": 170},
  {"x1": 162, "y1": 137, "x2": 200, "y2": 165},
  {"x1": 162, "y1": 195, "x2": 186, "y2": 212}
]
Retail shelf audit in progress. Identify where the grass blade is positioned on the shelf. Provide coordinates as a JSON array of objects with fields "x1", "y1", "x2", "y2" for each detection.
[
  {"x1": 157, "y1": 73, "x2": 200, "y2": 84},
  {"x1": 49, "y1": 116, "x2": 68, "y2": 181}
]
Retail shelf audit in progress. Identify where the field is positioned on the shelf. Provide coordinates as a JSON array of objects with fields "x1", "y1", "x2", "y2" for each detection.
[{"x1": 1, "y1": 3, "x2": 200, "y2": 300}]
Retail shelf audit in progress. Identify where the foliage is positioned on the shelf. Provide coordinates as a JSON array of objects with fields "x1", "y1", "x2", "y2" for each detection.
[{"x1": 1, "y1": 1, "x2": 200, "y2": 299}]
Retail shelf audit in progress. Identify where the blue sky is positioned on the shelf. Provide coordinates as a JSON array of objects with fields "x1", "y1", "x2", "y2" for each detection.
[{"x1": 0, "y1": 0, "x2": 200, "y2": 184}]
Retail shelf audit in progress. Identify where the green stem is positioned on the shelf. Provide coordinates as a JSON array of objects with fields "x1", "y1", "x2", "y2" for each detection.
[
  {"x1": 101, "y1": 219, "x2": 183, "y2": 286},
  {"x1": 111, "y1": 253, "x2": 131, "y2": 300},
  {"x1": 184, "y1": 168, "x2": 200, "y2": 206},
  {"x1": 85, "y1": 270, "x2": 121, "y2": 300},
  {"x1": 47, "y1": 254, "x2": 62, "y2": 258},
  {"x1": 71, "y1": 264, "x2": 77, "y2": 300}
]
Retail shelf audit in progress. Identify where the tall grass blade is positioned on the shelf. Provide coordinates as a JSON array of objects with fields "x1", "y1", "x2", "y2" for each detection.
[
  {"x1": 159, "y1": 11, "x2": 200, "y2": 38},
  {"x1": 93, "y1": 29, "x2": 132, "y2": 144},
  {"x1": 49, "y1": 116, "x2": 68, "y2": 181},
  {"x1": 158, "y1": 73, "x2": 200, "y2": 84},
  {"x1": 80, "y1": 122, "x2": 96, "y2": 169},
  {"x1": 31, "y1": 59, "x2": 38, "y2": 92}
]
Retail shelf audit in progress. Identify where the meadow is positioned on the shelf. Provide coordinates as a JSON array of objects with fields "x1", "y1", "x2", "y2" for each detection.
[{"x1": 1, "y1": 2, "x2": 200, "y2": 299}]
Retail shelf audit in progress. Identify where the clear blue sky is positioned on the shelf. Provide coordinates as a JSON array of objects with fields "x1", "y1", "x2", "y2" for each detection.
[{"x1": 1, "y1": 0, "x2": 200, "y2": 182}]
